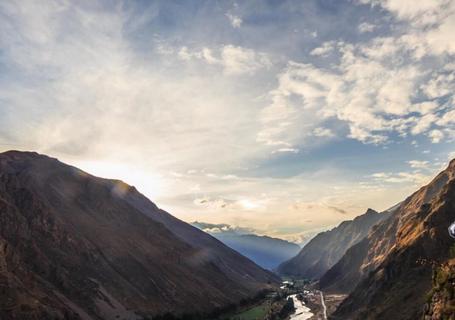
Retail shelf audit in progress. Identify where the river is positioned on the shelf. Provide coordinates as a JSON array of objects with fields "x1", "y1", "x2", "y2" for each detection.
[{"x1": 288, "y1": 294, "x2": 314, "y2": 320}]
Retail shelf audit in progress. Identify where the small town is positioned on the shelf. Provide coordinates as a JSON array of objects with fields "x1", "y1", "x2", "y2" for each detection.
[{"x1": 219, "y1": 279, "x2": 346, "y2": 320}]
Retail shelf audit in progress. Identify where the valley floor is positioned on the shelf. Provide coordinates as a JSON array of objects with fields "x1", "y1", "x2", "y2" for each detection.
[
  {"x1": 216, "y1": 279, "x2": 346, "y2": 320},
  {"x1": 217, "y1": 279, "x2": 347, "y2": 320},
  {"x1": 281, "y1": 280, "x2": 347, "y2": 320}
]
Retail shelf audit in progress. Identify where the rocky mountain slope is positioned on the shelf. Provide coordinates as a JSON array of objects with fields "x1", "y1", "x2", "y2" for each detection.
[
  {"x1": 192, "y1": 222, "x2": 300, "y2": 270},
  {"x1": 277, "y1": 208, "x2": 388, "y2": 279},
  {"x1": 0, "y1": 151, "x2": 278, "y2": 320},
  {"x1": 423, "y1": 258, "x2": 455, "y2": 320},
  {"x1": 325, "y1": 159, "x2": 455, "y2": 320}
]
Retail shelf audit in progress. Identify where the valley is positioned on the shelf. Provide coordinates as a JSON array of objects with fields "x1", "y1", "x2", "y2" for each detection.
[
  {"x1": 1, "y1": 151, "x2": 455, "y2": 320},
  {"x1": 192, "y1": 222, "x2": 301, "y2": 270},
  {"x1": 214, "y1": 278, "x2": 346, "y2": 320},
  {"x1": 2, "y1": 0, "x2": 455, "y2": 319},
  {"x1": 211, "y1": 157, "x2": 455, "y2": 319},
  {"x1": 218, "y1": 285, "x2": 314, "y2": 320}
]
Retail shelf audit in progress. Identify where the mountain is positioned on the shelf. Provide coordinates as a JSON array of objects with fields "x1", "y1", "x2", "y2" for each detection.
[
  {"x1": 277, "y1": 208, "x2": 388, "y2": 279},
  {"x1": 0, "y1": 151, "x2": 278, "y2": 320},
  {"x1": 323, "y1": 159, "x2": 455, "y2": 320},
  {"x1": 192, "y1": 222, "x2": 301, "y2": 270},
  {"x1": 423, "y1": 258, "x2": 455, "y2": 319}
]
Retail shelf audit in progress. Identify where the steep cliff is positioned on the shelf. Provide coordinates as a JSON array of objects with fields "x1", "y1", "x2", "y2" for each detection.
[{"x1": 278, "y1": 208, "x2": 388, "y2": 279}]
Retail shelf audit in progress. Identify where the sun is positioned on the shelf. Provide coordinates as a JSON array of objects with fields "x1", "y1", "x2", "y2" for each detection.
[{"x1": 74, "y1": 160, "x2": 164, "y2": 200}]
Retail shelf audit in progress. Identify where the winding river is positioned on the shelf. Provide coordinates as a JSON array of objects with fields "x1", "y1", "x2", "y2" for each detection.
[{"x1": 288, "y1": 294, "x2": 314, "y2": 320}]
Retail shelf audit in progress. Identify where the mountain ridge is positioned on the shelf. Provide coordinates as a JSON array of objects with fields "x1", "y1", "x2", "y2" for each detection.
[
  {"x1": 192, "y1": 221, "x2": 300, "y2": 270},
  {"x1": 277, "y1": 207, "x2": 389, "y2": 279},
  {"x1": 325, "y1": 159, "x2": 455, "y2": 319},
  {"x1": 0, "y1": 150, "x2": 278, "y2": 319}
]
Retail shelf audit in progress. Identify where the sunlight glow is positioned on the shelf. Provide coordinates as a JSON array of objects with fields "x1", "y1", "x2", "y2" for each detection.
[{"x1": 74, "y1": 160, "x2": 165, "y2": 200}]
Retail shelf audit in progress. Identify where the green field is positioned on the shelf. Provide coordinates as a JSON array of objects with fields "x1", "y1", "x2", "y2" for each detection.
[{"x1": 229, "y1": 304, "x2": 268, "y2": 320}]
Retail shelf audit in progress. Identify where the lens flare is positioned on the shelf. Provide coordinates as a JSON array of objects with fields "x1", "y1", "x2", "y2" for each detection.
[{"x1": 448, "y1": 222, "x2": 455, "y2": 239}]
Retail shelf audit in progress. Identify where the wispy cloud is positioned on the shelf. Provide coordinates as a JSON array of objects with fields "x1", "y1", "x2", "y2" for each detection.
[
  {"x1": 257, "y1": 32, "x2": 455, "y2": 147},
  {"x1": 370, "y1": 171, "x2": 431, "y2": 185},
  {"x1": 272, "y1": 148, "x2": 299, "y2": 154},
  {"x1": 226, "y1": 12, "x2": 242, "y2": 28},
  {"x1": 310, "y1": 41, "x2": 338, "y2": 56},
  {"x1": 175, "y1": 45, "x2": 272, "y2": 75},
  {"x1": 313, "y1": 127, "x2": 334, "y2": 138},
  {"x1": 358, "y1": 22, "x2": 376, "y2": 33},
  {"x1": 408, "y1": 160, "x2": 429, "y2": 169},
  {"x1": 1, "y1": 0, "x2": 454, "y2": 238},
  {"x1": 429, "y1": 130, "x2": 444, "y2": 143}
]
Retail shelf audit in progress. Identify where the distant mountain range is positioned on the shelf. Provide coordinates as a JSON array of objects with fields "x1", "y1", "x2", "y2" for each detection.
[
  {"x1": 277, "y1": 208, "x2": 390, "y2": 279},
  {"x1": 192, "y1": 222, "x2": 301, "y2": 270},
  {"x1": 0, "y1": 151, "x2": 278, "y2": 319}
]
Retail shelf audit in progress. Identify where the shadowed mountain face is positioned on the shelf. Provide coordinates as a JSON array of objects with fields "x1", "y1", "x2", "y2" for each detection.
[
  {"x1": 191, "y1": 222, "x2": 301, "y2": 270},
  {"x1": 277, "y1": 208, "x2": 388, "y2": 279},
  {"x1": 325, "y1": 159, "x2": 455, "y2": 320},
  {"x1": 0, "y1": 151, "x2": 278, "y2": 320}
]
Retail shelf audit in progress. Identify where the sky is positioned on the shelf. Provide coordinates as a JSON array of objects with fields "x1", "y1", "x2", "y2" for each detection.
[{"x1": 0, "y1": 0, "x2": 454, "y2": 243}]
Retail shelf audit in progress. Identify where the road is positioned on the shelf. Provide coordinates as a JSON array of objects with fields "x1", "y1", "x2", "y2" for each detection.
[{"x1": 320, "y1": 291, "x2": 328, "y2": 320}]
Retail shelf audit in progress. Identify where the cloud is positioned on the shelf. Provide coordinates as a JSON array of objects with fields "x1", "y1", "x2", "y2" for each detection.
[
  {"x1": 1, "y1": 0, "x2": 454, "y2": 241},
  {"x1": 310, "y1": 41, "x2": 337, "y2": 56},
  {"x1": 370, "y1": 171, "x2": 431, "y2": 185},
  {"x1": 0, "y1": 1, "x2": 279, "y2": 182},
  {"x1": 429, "y1": 129, "x2": 444, "y2": 143},
  {"x1": 194, "y1": 197, "x2": 234, "y2": 209},
  {"x1": 175, "y1": 45, "x2": 271, "y2": 75},
  {"x1": 257, "y1": 62, "x2": 342, "y2": 146},
  {"x1": 194, "y1": 222, "x2": 256, "y2": 235},
  {"x1": 226, "y1": 13, "x2": 242, "y2": 28},
  {"x1": 313, "y1": 127, "x2": 334, "y2": 138},
  {"x1": 271, "y1": 148, "x2": 299, "y2": 154},
  {"x1": 221, "y1": 45, "x2": 272, "y2": 75},
  {"x1": 359, "y1": 0, "x2": 455, "y2": 54},
  {"x1": 360, "y1": 0, "x2": 449, "y2": 23},
  {"x1": 407, "y1": 160, "x2": 429, "y2": 169},
  {"x1": 257, "y1": 28, "x2": 455, "y2": 147},
  {"x1": 421, "y1": 66, "x2": 455, "y2": 99},
  {"x1": 438, "y1": 109, "x2": 455, "y2": 126},
  {"x1": 410, "y1": 113, "x2": 437, "y2": 135},
  {"x1": 290, "y1": 201, "x2": 349, "y2": 215},
  {"x1": 194, "y1": 196, "x2": 267, "y2": 211},
  {"x1": 358, "y1": 22, "x2": 376, "y2": 33}
]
